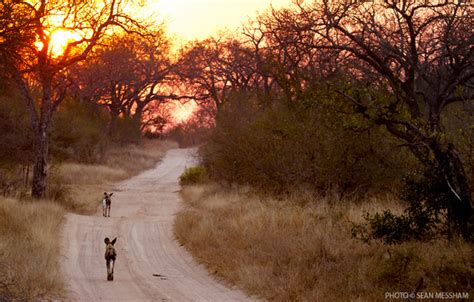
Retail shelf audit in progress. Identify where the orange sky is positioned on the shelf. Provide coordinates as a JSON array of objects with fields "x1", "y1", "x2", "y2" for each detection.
[
  {"x1": 137, "y1": 0, "x2": 292, "y2": 122},
  {"x1": 145, "y1": 0, "x2": 292, "y2": 42}
]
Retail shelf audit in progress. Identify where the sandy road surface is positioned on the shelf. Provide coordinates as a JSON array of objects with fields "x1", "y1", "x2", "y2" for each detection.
[{"x1": 61, "y1": 148, "x2": 254, "y2": 301}]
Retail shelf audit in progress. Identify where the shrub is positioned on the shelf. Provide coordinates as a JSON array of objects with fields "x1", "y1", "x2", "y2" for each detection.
[
  {"x1": 109, "y1": 116, "x2": 142, "y2": 145},
  {"x1": 201, "y1": 91, "x2": 415, "y2": 196},
  {"x1": 50, "y1": 98, "x2": 108, "y2": 163},
  {"x1": 0, "y1": 89, "x2": 34, "y2": 166},
  {"x1": 179, "y1": 166, "x2": 208, "y2": 186},
  {"x1": 0, "y1": 165, "x2": 26, "y2": 198},
  {"x1": 352, "y1": 168, "x2": 458, "y2": 244}
]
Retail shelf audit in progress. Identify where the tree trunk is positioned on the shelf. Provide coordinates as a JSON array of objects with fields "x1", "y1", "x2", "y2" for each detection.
[
  {"x1": 133, "y1": 102, "x2": 144, "y2": 128},
  {"x1": 386, "y1": 121, "x2": 472, "y2": 240},
  {"x1": 108, "y1": 107, "x2": 121, "y2": 137},
  {"x1": 31, "y1": 77, "x2": 53, "y2": 199},
  {"x1": 31, "y1": 123, "x2": 49, "y2": 198},
  {"x1": 431, "y1": 141, "x2": 473, "y2": 240}
]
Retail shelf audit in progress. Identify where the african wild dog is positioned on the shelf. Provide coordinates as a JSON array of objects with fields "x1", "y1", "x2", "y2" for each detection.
[
  {"x1": 104, "y1": 237, "x2": 117, "y2": 281},
  {"x1": 102, "y1": 192, "x2": 113, "y2": 217}
]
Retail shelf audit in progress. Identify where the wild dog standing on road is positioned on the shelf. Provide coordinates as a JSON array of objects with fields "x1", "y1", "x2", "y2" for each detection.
[{"x1": 102, "y1": 192, "x2": 113, "y2": 217}]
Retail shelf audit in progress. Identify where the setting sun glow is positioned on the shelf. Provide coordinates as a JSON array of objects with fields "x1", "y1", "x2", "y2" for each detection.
[
  {"x1": 145, "y1": 0, "x2": 291, "y2": 42},
  {"x1": 50, "y1": 30, "x2": 80, "y2": 55},
  {"x1": 35, "y1": 29, "x2": 82, "y2": 57},
  {"x1": 172, "y1": 102, "x2": 197, "y2": 123}
]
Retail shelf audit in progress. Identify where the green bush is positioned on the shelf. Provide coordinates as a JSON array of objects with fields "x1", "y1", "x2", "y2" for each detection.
[
  {"x1": 179, "y1": 166, "x2": 208, "y2": 186},
  {"x1": 352, "y1": 168, "x2": 459, "y2": 244},
  {"x1": 0, "y1": 88, "x2": 34, "y2": 166},
  {"x1": 110, "y1": 116, "x2": 142, "y2": 145},
  {"x1": 50, "y1": 98, "x2": 108, "y2": 163},
  {"x1": 201, "y1": 90, "x2": 415, "y2": 196}
]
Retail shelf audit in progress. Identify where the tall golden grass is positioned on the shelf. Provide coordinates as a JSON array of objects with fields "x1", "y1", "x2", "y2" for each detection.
[
  {"x1": 0, "y1": 198, "x2": 64, "y2": 300},
  {"x1": 0, "y1": 140, "x2": 176, "y2": 300},
  {"x1": 175, "y1": 185, "x2": 473, "y2": 301}
]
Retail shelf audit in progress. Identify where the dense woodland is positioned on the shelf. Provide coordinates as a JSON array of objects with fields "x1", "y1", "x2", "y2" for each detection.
[{"x1": 0, "y1": 0, "x2": 473, "y2": 243}]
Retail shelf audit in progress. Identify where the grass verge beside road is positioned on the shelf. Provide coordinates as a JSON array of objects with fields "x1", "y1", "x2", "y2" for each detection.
[{"x1": 175, "y1": 184, "x2": 473, "y2": 301}]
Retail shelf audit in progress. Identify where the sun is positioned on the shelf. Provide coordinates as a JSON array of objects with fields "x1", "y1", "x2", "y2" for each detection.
[
  {"x1": 50, "y1": 30, "x2": 75, "y2": 55},
  {"x1": 172, "y1": 101, "x2": 197, "y2": 123},
  {"x1": 35, "y1": 29, "x2": 82, "y2": 57}
]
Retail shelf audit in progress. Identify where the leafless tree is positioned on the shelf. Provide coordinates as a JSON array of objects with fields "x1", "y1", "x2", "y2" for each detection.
[
  {"x1": 71, "y1": 30, "x2": 201, "y2": 137},
  {"x1": 177, "y1": 36, "x2": 268, "y2": 117},
  {"x1": 244, "y1": 9, "x2": 343, "y2": 103},
  {"x1": 141, "y1": 101, "x2": 173, "y2": 138}
]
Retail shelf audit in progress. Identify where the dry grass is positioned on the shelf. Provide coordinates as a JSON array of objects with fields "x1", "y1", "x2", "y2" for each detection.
[
  {"x1": 0, "y1": 198, "x2": 64, "y2": 300},
  {"x1": 103, "y1": 140, "x2": 177, "y2": 176},
  {"x1": 57, "y1": 140, "x2": 177, "y2": 214},
  {"x1": 175, "y1": 185, "x2": 473, "y2": 301},
  {"x1": 0, "y1": 139, "x2": 176, "y2": 300},
  {"x1": 59, "y1": 164, "x2": 128, "y2": 185}
]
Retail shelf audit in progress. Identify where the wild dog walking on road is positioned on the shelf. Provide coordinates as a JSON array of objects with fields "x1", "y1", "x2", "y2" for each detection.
[{"x1": 104, "y1": 237, "x2": 117, "y2": 281}]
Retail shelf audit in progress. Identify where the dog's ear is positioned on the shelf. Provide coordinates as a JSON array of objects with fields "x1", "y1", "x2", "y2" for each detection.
[
  {"x1": 104, "y1": 237, "x2": 110, "y2": 244},
  {"x1": 111, "y1": 237, "x2": 117, "y2": 245},
  {"x1": 109, "y1": 193, "x2": 113, "y2": 197}
]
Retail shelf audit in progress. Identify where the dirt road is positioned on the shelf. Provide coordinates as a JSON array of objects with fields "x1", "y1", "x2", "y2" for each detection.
[{"x1": 61, "y1": 148, "x2": 254, "y2": 301}]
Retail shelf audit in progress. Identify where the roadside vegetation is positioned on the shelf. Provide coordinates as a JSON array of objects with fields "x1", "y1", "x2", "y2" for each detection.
[
  {"x1": 175, "y1": 0, "x2": 473, "y2": 300},
  {"x1": 176, "y1": 185, "x2": 473, "y2": 301},
  {"x1": 0, "y1": 199, "x2": 64, "y2": 300}
]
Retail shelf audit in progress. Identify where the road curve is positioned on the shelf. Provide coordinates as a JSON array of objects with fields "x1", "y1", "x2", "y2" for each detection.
[{"x1": 61, "y1": 148, "x2": 254, "y2": 301}]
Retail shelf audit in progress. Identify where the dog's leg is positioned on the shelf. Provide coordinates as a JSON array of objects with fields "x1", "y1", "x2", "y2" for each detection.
[
  {"x1": 106, "y1": 259, "x2": 110, "y2": 280},
  {"x1": 111, "y1": 259, "x2": 115, "y2": 280}
]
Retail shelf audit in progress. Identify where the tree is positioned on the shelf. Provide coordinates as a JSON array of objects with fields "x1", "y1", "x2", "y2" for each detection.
[
  {"x1": 141, "y1": 101, "x2": 173, "y2": 138},
  {"x1": 243, "y1": 9, "x2": 343, "y2": 103},
  {"x1": 72, "y1": 31, "x2": 196, "y2": 139},
  {"x1": 177, "y1": 36, "x2": 266, "y2": 118},
  {"x1": 0, "y1": 0, "x2": 145, "y2": 198},
  {"x1": 284, "y1": 0, "x2": 473, "y2": 238}
]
